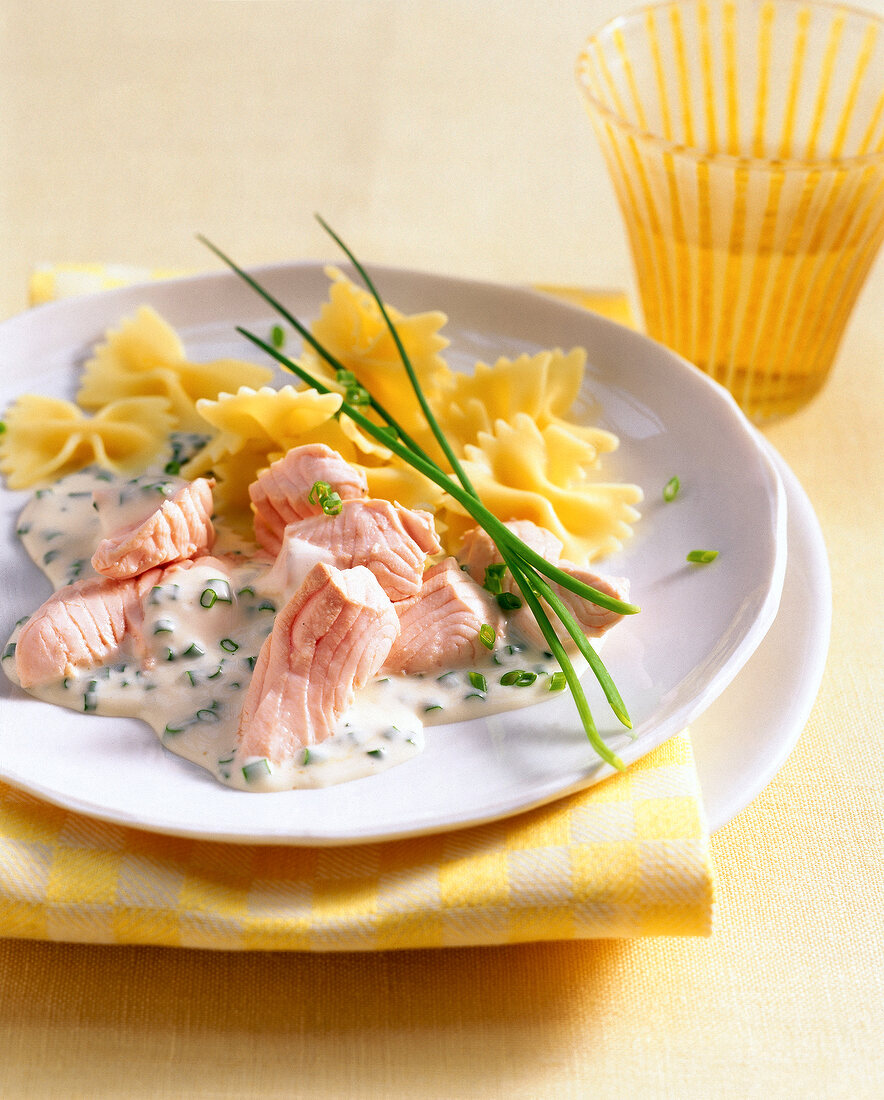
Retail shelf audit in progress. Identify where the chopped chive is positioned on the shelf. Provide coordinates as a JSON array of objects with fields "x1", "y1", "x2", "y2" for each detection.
[
  {"x1": 663, "y1": 476, "x2": 680, "y2": 501},
  {"x1": 687, "y1": 549, "x2": 719, "y2": 563},
  {"x1": 367, "y1": 748, "x2": 384, "y2": 758},
  {"x1": 436, "y1": 670, "x2": 457, "y2": 681},
  {"x1": 257, "y1": 600, "x2": 276, "y2": 613},
  {"x1": 237, "y1": 585, "x2": 255, "y2": 597},
  {"x1": 196, "y1": 708, "x2": 220, "y2": 722},
  {"x1": 164, "y1": 460, "x2": 182, "y2": 475},
  {"x1": 548, "y1": 671, "x2": 567, "y2": 692},
  {"x1": 500, "y1": 669, "x2": 525, "y2": 686},
  {"x1": 482, "y1": 562, "x2": 507, "y2": 594},
  {"x1": 2, "y1": 643, "x2": 16, "y2": 660},
  {"x1": 243, "y1": 758, "x2": 272, "y2": 782},
  {"x1": 183, "y1": 642, "x2": 205, "y2": 658},
  {"x1": 200, "y1": 578, "x2": 232, "y2": 607},
  {"x1": 43, "y1": 549, "x2": 60, "y2": 565},
  {"x1": 302, "y1": 748, "x2": 311, "y2": 765},
  {"x1": 468, "y1": 671, "x2": 487, "y2": 692},
  {"x1": 185, "y1": 670, "x2": 197, "y2": 686},
  {"x1": 153, "y1": 618, "x2": 175, "y2": 634},
  {"x1": 164, "y1": 723, "x2": 186, "y2": 736},
  {"x1": 220, "y1": 638, "x2": 239, "y2": 653},
  {"x1": 270, "y1": 323, "x2": 286, "y2": 348},
  {"x1": 478, "y1": 623, "x2": 495, "y2": 650},
  {"x1": 424, "y1": 703, "x2": 444, "y2": 712},
  {"x1": 499, "y1": 669, "x2": 537, "y2": 687},
  {"x1": 496, "y1": 591, "x2": 522, "y2": 611},
  {"x1": 16, "y1": 525, "x2": 31, "y2": 536},
  {"x1": 208, "y1": 665, "x2": 224, "y2": 680},
  {"x1": 246, "y1": 655, "x2": 258, "y2": 671},
  {"x1": 308, "y1": 479, "x2": 343, "y2": 515}
]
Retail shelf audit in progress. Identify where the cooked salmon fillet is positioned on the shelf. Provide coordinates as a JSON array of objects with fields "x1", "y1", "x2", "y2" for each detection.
[
  {"x1": 508, "y1": 566, "x2": 630, "y2": 648},
  {"x1": 235, "y1": 563, "x2": 400, "y2": 762},
  {"x1": 382, "y1": 557, "x2": 504, "y2": 674},
  {"x1": 278, "y1": 498, "x2": 441, "y2": 601},
  {"x1": 457, "y1": 520, "x2": 564, "y2": 585},
  {"x1": 15, "y1": 567, "x2": 164, "y2": 687},
  {"x1": 456, "y1": 520, "x2": 628, "y2": 646},
  {"x1": 250, "y1": 444, "x2": 369, "y2": 554},
  {"x1": 91, "y1": 477, "x2": 215, "y2": 579}
]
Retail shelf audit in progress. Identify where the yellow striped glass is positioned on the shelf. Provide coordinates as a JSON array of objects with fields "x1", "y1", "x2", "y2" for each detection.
[{"x1": 577, "y1": 0, "x2": 884, "y2": 422}]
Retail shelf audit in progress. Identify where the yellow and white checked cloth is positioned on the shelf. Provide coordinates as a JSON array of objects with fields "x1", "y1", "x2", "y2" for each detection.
[{"x1": 0, "y1": 265, "x2": 716, "y2": 950}]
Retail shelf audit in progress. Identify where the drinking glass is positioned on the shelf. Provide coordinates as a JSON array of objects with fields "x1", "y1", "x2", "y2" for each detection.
[{"x1": 577, "y1": 0, "x2": 884, "y2": 421}]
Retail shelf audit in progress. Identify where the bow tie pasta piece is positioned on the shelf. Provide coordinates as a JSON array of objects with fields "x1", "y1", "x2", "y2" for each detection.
[
  {"x1": 302, "y1": 266, "x2": 455, "y2": 435},
  {"x1": 181, "y1": 386, "x2": 344, "y2": 528},
  {"x1": 430, "y1": 348, "x2": 619, "y2": 460},
  {"x1": 0, "y1": 394, "x2": 174, "y2": 489},
  {"x1": 362, "y1": 458, "x2": 446, "y2": 516},
  {"x1": 76, "y1": 306, "x2": 275, "y2": 432},
  {"x1": 439, "y1": 414, "x2": 642, "y2": 563}
]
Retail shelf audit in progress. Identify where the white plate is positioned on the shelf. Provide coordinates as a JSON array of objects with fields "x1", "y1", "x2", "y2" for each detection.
[{"x1": 0, "y1": 264, "x2": 786, "y2": 844}]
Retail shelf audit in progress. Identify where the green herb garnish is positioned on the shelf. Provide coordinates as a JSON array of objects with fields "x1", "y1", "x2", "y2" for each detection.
[
  {"x1": 663, "y1": 476, "x2": 680, "y2": 501},
  {"x1": 308, "y1": 479, "x2": 343, "y2": 516},
  {"x1": 478, "y1": 623, "x2": 495, "y2": 650},
  {"x1": 687, "y1": 549, "x2": 718, "y2": 563},
  {"x1": 468, "y1": 671, "x2": 488, "y2": 693}
]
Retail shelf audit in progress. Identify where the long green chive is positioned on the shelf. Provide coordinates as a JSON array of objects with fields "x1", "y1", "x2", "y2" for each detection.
[
  {"x1": 663, "y1": 475, "x2": 680, "y2": 501},
  {"x1": 687, "y1": 549, "x2": 718, "y2": 563}
]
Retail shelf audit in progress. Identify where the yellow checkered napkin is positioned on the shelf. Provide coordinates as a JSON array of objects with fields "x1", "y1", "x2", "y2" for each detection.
[
  {"x1": 0, "y1": 265, "x2": 714, "y2": 949},
  {"x1": 0, "y1": 733, "x2": 712, "y2": 949}
]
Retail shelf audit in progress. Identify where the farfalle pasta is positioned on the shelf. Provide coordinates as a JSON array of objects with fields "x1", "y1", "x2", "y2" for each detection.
[
  {"x1": 0, "y1": 394, "x2": 174, "y2": 489},
  {"x1": 438, "y1": 414, "x2": 642, "y2": 563},
  {"x1": 432, "y1": 348, "x2": 618, "y2": 459},
  {"x1": 302, "y1": 267, "x2": 454, "y2": 437},
  {"x1": 77, "y1": 306, "x2": 275, "y2": 432}
]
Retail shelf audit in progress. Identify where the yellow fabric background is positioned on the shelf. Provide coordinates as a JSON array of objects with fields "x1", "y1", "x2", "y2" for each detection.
[{"x1": 1, "y1": 1, "x2": 882, "y2": 1094}]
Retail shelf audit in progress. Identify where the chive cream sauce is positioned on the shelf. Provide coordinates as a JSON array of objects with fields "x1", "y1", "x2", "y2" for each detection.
[{"x1": 3, "y1": 462, "x2": 588, "y2": 793}]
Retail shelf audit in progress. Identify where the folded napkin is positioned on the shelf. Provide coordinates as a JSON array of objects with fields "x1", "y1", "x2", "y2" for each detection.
[{"x1": 0, "y1": 265, "x2": 715, "y2": 949}]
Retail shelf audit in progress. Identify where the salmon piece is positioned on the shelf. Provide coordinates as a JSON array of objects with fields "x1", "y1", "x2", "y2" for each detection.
[
  {"x1": 91, "y1": 477, "x2": 215, "y2": 579},
  {"x1": 508, "y1": 566, "x2": 629, "y2": 649},
  {"x1": 457, "y1": 520, "x2": 564, "y2": 584},
  {"x1": 382, "y1": 557, "x2": 504, "y2": 674},
  {"x1": 455, "y1": 520, "x2": 628, "y2": 648},
  {"x1": 250, "y1": 444, "x2": 368, "y2": 554},
  {"x1": 15, "y1": 567, "x2": 164, "y2": 687},
  {"x1": 279, "y1": 498, "x2": 441, "y2": 601},
  {"x1": 235, "y1": 563, "x2": 400, "y2": 761}
]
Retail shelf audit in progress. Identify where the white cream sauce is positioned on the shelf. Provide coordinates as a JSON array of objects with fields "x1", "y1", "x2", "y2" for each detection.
[{"x1": 2, "y1": 455, "x2": 592, "y2": 793}]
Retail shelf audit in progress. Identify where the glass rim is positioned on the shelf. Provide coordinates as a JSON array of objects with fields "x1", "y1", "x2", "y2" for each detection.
[{"x1": 576, "y1": 0, "x2": 884, "y2": 174}]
